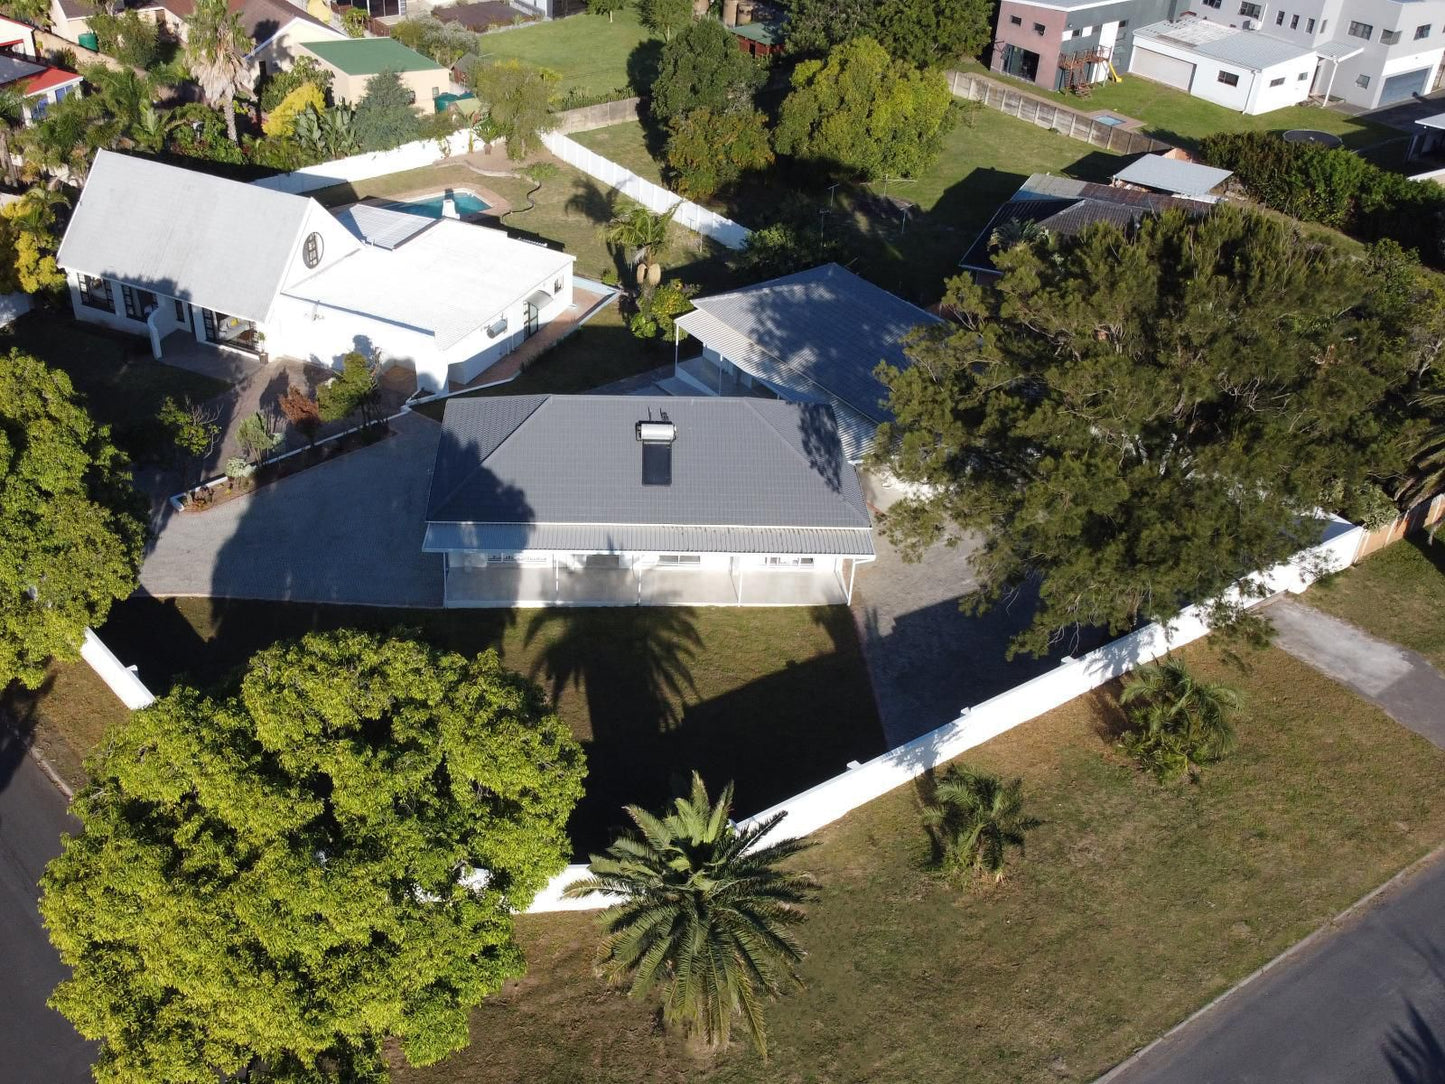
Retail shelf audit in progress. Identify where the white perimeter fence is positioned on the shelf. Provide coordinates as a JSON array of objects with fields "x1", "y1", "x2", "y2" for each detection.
[
  {"x1": 78, "y1": 517, "x2": 1363, "y2": 913},
  {"x1": 252, "y1": 130, "x2": 476, "y2": 195},
  {"x1": 540, "y1": 132, "x2": 751, "y2": 250}
]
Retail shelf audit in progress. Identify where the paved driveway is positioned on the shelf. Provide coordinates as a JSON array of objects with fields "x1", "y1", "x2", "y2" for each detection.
[
  {"x1": 851, "y1": 529, "x2": 1082, "y2": 748},
  {"x1": 140, "y1": 412, "x2": 444, "y2": 607}
]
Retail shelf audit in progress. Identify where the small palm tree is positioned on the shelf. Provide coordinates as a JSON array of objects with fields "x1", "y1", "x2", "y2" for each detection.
[
  {"x1": 989, "y1": 216, "x2": 1048, "y2": 252},
  {"x1": 922, "y1": 764, "x2": 1040, "y2": 883},
  {"x1": 1119, "y1": 657, "x2": 1241, "y2": 782},
  {"x1": 603, "y1": 201, "x2": 679, "y2": 286},
  {"x1": 565, "y1": 773, "x2": 815, "y2": 1058},
  {"x1": 184, "y1": 0, "x2": 252, "y2": 145}
]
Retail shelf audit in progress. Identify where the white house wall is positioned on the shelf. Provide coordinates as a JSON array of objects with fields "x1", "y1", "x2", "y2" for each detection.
[
  {"x1": 248, "y1": 20, "x2": 348, "y2": 80},
  {"x1": 443, "y1": 265, "x2": 573, "y2": 385},
  {"x1": 268, "y1": 293, "x2": 444, "y2": 387},
  {"x1": 1130, "y1": 37, "x2": 1314, "y2": 112}
]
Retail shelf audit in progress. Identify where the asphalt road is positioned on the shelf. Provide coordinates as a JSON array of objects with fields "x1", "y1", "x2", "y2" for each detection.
[
  {"x1": 0, "y1": 733, "x2": 94, "y2": 1083},
  {"x1": 1104, "y1": 852, "x2": 1445, "y2": 1084}
]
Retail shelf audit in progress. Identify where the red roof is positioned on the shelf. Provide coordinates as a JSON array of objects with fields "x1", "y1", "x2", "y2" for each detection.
[{"x1": 22, "y1": 65, "x2": 81, "y2": 95}]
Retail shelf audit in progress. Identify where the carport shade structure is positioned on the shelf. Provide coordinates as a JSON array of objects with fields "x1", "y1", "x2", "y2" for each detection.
[{"x1": 422, "y1": 395, "x2": 876, "y2": 607}]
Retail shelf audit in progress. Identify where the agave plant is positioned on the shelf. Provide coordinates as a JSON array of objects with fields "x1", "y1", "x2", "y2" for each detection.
[{"x1": 565, "y1": 773, "x2": 815, "y2": 1058}]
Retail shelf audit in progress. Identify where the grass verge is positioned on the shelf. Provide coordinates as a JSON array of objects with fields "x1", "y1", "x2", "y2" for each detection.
[
  {"x1": 394, "y1": 639, "x2": 1445, "y2": 1083},
  {"x1": 1307, "y1": 533, "x2": 1445, "y2": 669},
  {"x1": 93, "y1": 596, "x2": 885, "y2": 856}
]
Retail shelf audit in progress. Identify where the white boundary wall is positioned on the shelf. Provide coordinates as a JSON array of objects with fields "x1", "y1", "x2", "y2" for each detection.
[
  {"x1": 525, "y1": 516, "x2": 1365, "y2": 910},
  {"x1": 251, "y1": 130, "x2": 477, "y2": 195},
  {"x1": 80, "y1": 628, "x2": 156, "y2": 711},
  {"x1": 540, "y1": 132, "x2": 751, "y2": 250},
  {"x1": 79, "y1": 517, "x2": 1362, "y2": 913}
]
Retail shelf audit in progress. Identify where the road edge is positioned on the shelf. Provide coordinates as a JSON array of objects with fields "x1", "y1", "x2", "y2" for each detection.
[
  {"x1": 27, "y1": 744, "x2": 74, "y2": 802},
  {"x1": 1093, "y1": 839, "x2": 1445, "y2": 1083}
]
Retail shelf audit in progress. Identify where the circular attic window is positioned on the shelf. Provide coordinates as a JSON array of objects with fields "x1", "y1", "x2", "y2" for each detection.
[{"x1": 303, "y1": 232, "x2": 324, "y2": 269}]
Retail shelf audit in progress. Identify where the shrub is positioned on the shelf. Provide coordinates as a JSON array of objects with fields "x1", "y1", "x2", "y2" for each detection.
[
  {"x1": 236, "y1": 411, "x2": 282, "y2": 465},
  {"x1": 263, "y1": 83, "x2": 326, "y2": 138},
  {"x1": 1119, "y1": 658, "x2": 1242, "y2": 783},
  {"x1": 628, "y1": 279, "x2": 695, "y2": 339},
  {"x1": 1200, "y1": 131, "x2": 1445, "y2": 263},
  {"x1": 665, "y1": 107, "x2": 773, "y2": 199},
  {"x1": 278, "y1": 385, "x2": 322, "y2": 446},
  {"x1": 257, "y1": 55, "x2": 333, "y2": 112},
  {"x1": 157, "y1": 396, "x2": 220, "y2": 462},
  {"x1": 922, "y1": 764, "x2": 1039, "y2": 883},
  {"x1": 318, "y1": 352, "x2": 383, "y2": 427},
  {"x1": 87, "y1": 10, "x2": 161, "y2": 69}
]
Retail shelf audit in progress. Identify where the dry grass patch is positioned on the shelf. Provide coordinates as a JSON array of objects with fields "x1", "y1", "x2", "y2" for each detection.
[{"x1": 398, "y1": 639, "x2": 1445, "y2": 1084}]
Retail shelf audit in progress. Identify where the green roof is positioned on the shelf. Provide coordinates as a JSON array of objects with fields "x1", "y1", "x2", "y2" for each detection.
[
  {"x1": 301, "y1": 37, "x2": 443, "y2": 75},
  {"x1": 728, "y1": 20, "x2": 782, "y2": 45}
]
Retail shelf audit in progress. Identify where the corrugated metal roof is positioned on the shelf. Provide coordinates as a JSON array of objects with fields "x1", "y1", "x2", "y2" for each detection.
[
  {"x1": 1111, "y1": 154, "x2": 1232, "y2": 197},
  {"x1": 423, "y1": 522, "x2": 874, "y2": 556},
  {"x1": 1315, "y1": 40, "x2": 1364, "y2": 61},
  {"x1": 1134, "y1": 19, "x2": 1314, "y2": 70},
  {"x1": 1418, "y1": 111, "x2": 1445, "y2": 131},
  {"x1": 676, "y1": 263, "x2": 939, "y2": 442},
  {"x1": 425, "y1": 396, "x2": 874, "y2": 552},
  {"x1": 56, "y1": 150, "x2": 313, "y2": 322},
  {"x1": 334, "y1": 203, "x2": 436, "y2": 249}
]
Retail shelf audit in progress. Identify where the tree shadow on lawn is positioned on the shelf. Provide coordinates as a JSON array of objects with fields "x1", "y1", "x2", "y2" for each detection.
[
  {"x1": 1407, "y1": 532, "x2": 1445, "y2": 579},
  {"x1": 98, "y1": 597, "x2": 887, "y2": 860}
]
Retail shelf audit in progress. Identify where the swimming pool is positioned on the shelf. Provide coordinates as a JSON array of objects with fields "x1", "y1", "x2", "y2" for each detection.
[
  {"x1": 383, "y1": 189, "x2": 491, "y2": 219},
  {"x1": 1094, "y1": 114, "x2": 1128, "y2": 127}
]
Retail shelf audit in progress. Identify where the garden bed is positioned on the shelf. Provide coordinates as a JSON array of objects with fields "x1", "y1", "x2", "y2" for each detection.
[{"x1": 175, "y1": 419, "x2": 394, "y2": 512}]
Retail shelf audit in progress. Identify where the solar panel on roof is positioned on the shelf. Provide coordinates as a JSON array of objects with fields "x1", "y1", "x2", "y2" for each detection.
[{"x1": 641, "y1": 442, "x2": 672, "y2": 486}]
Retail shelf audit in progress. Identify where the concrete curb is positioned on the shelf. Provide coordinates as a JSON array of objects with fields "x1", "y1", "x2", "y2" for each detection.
[
  {"x1": 1093, "y1": 840, "x2": 1445, "y2": 1083},
  {"x1": 21, "y1": 740, "x2": 74, "y2": 803}
]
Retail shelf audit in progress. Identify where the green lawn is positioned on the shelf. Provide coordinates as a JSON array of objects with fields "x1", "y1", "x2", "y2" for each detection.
[
  {"x1": 4, "y1": 660, "x2": 132, "y2": 791},
  {"x1": 93, "y1": 596, "x2": 884, "y2": 856},
  {"x1": 474, "y1": 8, "x2": 657, "y2": 100},
  {"x1": 0, "y1": 312, "x2": 230, "y2": 452},
  {"x1": 1307, "y1": 534, "x2": 1445, "y2": 669},
  {"x1": 571, "y1": 106, "x2": 1127, "y2": 302},
  {"x1": 958, "y1": 61, "x2": 1396, "y2": 152},
  {"x1": 395, "y1": 639, "x2": 1445, "y2": 1084}
]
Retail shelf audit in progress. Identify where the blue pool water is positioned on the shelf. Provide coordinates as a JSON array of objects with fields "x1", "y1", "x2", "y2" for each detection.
[
  {"x1": 384, "y1": 189, "x2": 491, "y2": 219},
  {"x1": 1095, "y1": 114, "x2": 1127, "y2": 127}
]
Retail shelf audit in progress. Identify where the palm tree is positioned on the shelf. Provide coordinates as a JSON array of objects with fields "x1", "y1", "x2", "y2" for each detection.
[
  {"x1": 0, "y1": 87, "x2": 24, "y2": 187},
  {"x1": 922, "y1": 764, "x2": 1040, "y2": 883},
  {"x1": 1119, "y1": 656, "x2": 1241, "y2": 782},
  {"x1": 565, "y1": 773, "x2": 815, "y2": 1058},
  {"x1": 989, "y1": 216, "x2": 1048, "y2": 252},
  {"x1": 184, "y1": 0, "x2": 252, "y2": 145},
  {"x1": 603, "y1": 201, "x2": 680, "y2": 287},
  {"x1": 1402, "y1": 390, "x2": 1445, "y2": 506}
]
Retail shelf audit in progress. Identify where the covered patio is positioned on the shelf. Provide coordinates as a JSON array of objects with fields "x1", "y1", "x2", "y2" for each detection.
[{"x1": 443, "y1": 560, "x2": 860, "y2": 608}]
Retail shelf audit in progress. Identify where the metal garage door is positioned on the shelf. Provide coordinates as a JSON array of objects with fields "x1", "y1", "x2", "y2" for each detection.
[
  {"x1": 1129, "y1": 47, "x2": 1195, "y2": 90},
  {"x1": 1380, "y1": 67, "x2": 1431, "y2": 105}
]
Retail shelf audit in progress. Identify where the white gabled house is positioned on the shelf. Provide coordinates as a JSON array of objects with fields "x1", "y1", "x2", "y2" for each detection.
[{"x1": 56, "y1": 150, "x2": 575, "y2": 393}]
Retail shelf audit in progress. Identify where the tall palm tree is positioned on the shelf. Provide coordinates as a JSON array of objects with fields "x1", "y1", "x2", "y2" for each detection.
[
  {"x1": 565, "y1": 774, "x2": 815, "y2": 1058},
  {"x1": 922, "y1": 764, "x2": 1039, "y2": 883},
  {"x1": 184, "y1": 0, "x2": 252, "y2": 145},
  {"x1": 603, "y1": 201, "x2": 680, "y2": 286},
  {"x1": 1119, "y1": 656, "x2": 1241, "y2": 782},
  {"x1": 0, "y1": 87, "x2": 24, "y2": 187}
]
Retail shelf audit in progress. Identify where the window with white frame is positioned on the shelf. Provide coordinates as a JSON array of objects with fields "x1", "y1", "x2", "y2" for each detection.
[
  {"x1": 1416, "y1": 23, "x2": 1431, "y2": 38},
  {"x1": 1381, "y1": 28, "x2": 1401, "y2": 43},
  {"x1": 1307, "y1": 17, "x2": 1315, "y2": 31},
  {"x1": 1269, "y1": 76, "x2": 1285, "y2": 86},
  {"x1": 1290, "y1": 14, "x2": 1298, "y2": 28},
  {"x1": 1239, "y1": 2, "x2": 1261, "y2": 17},
  {"x1": 1297, "y1": 70, "x2": 1309, "y2": 79},
  {"x1": 1356, "y1": 73, "x2": 1371, "y2": 87},
  {"x1": 1275, "y1": 9, "x2": 1284, "y2": 24},
  {"x1": 764, "y1": 556, "x2": 815, "y2": 567},
  {"x1": 658, "y1": 554, "x2": 702, "y2": 565},
  {"x1": 1217, "y1": 70, "x2": 1240, "y2": 86}
]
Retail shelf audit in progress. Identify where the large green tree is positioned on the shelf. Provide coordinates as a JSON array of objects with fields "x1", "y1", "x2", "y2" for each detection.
[
  {"x1": 566, "y1": 774, "x2": 814, "y2": 1058},
  {"x1": 665, "y1": 106, "x2": 772, "y2": 199},
  {"x1": 42, "y1": 629, "x2": 586, "y2": 1084},
  {"x1": 468, "y1": 59, "x2": 557, "y2": 159},
  {"x1": 637, "y1": 0, "x2": 692, "y2": 41},
  {"x1": 353, "y1": 69, "x2": 422, "y2": 152},
  {"x1": 0, "y1": 351, "x2": 144, "y2": 691},
  {"x1": 650, "y1": 16, "x2": 764, "y2": 124},
  {"x1": 875, "y1": 207, "x2": 1421, "y2": 657},
  {"x1": 782, "y1": 0, "x2": 991, "y2": 66},
  {"x1": 773, "y1": 37, "x2": 953, "y2": 180}
]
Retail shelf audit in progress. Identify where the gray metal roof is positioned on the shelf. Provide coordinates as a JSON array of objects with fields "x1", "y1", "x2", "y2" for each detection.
[
  {"x1": 1419, "y1": 112, "x2": 1445, "y2": 131},
  {"x1": 1315, "y1": 40, "x2": 1365, "y2": 61},
  {"x1": 56, "y1": 150, "x2": 312, "y2": 322},
  {"x1": 1111, "y1": 154, "x2": 1232, "y2": 197},
  {"x1": 334, "y1": 203, "x2": 436, "y2": 250},
  {"x1": 1134, "y1": 19, "x2": 1314, "y2": 70},
  {"x1": 425, "y1": 395, "x2": 873, "y2": 556},
  {"x1": 674, "y1": 264, "x2": 939, "y2": 453}
]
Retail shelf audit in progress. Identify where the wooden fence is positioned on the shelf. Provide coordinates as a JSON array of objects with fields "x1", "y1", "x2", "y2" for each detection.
[
  {"x1": 945, "y1": 70, "x2": 1175, "y2": 157},
  {"x1": 1353, "y1": 492, "x2": 1445, "y2": 561}
]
